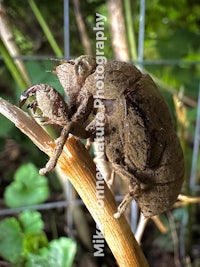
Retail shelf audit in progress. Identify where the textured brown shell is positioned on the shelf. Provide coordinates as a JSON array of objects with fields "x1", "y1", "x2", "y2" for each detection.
[
  {"x1": 102, "y1": 68, "x2": 184, "y2": 217},
  {"x1": 56, "y1": 57, "x2": 185, "y2": 217}
]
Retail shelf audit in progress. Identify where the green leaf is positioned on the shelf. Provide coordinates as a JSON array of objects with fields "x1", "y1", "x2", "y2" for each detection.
[
  {"x1": 23, "y1": 233, "x2": 48, "y2": 256},
  {"x1": 25, "y1": 247, "x2": 49, "y2": 267},
  {"x1": 28, "y1": 0, "x2": 63, "y2": 57},
  {"x1": 0, "y1": 211, "x2": 49, "y2": 264},
  {"x1": 18, "y1": 211, "x2": 44, "y2": 234},
  {"x1": 48, "y1": 238, "x2": 77, "y2": 267},
  {"x1": 19, "y1": 211, "x2": 48, "y2": 256},
  {"x1": 4, "y1": 163, "x2": 50, "y2": 207},
  {"x1": 0, "y1": 218, "x2": 23, "y2": 263},
  {"x1": 0, "y1": 39, "x2": 28, "y2": 90},
  {"x1": 25, "y1": 238, "x2": 77, "y2": 267}
]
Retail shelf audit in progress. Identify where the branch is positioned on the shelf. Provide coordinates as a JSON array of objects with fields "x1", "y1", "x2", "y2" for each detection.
[{"x1": 0, "y1": 97, "x2": 149, "y2": 267}]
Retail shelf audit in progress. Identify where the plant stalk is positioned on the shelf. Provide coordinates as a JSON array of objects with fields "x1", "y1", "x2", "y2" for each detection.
[
  {"x1": 0, "y1": 97, "x2": 149, "y2": 267},
  {"x1": 28, "y1": 0, "x2": 63, "y2": 57}
]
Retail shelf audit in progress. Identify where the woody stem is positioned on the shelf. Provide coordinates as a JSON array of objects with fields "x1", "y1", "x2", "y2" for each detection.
[{"x1": 0, "y1": 97, "x2": 149, "y2": 267}]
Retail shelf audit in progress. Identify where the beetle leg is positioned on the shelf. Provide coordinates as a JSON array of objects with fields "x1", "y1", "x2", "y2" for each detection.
[
  {"x1": 113, "y1": 182, "x2": 151, "y2": 218},
  {"x1": 105, "y1": 170, "x2": 115, "y2": 188},
  {"x1": 19, "y1": 85, "x2": 38, "y2": 108},
  {"x1": 85, "y1": 117, "x2": 96, "y2": 134},
  {"x1": 107, "y1": 170, "x2": 115, "y2": 187},
  {"x1": 113, "y1": 191, "x2": 135, "y2": 218},
  {"x1": 85, "y1": 109, "x2": 106, "y2": 149},
  {"x1": 26, "y1": 100, "x2": 38, "y2": 113},
  {"x1": 41, "y1": 119, "x2": 59, "y2": 126},
  {"x1": 20, "y1": 90, "x2": 38, "y2": 113},
  {"x1": 84, "y1": 117, "x2": 97, "y2": 150},
  {"x1": 113, "y1": 183, "x2": 141, "y2": 218},
  {"x1": 39, "y1": 121, "x2": 91, "y2": 175},
  {"x1": 71, "y1": 90, "x2": 93, "y2": 123},
  {"x1": 39, "y1": 125, "x2": 70, "y2": 175}
]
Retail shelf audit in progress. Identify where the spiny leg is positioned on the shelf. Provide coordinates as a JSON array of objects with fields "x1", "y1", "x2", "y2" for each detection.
[
  {"x1": 113, "y1": 182, "x2": 142, "y2": 218},
  {"x1": 39, "y1": 125, "x2": 71, "y2": 175},
  {"x1": 39, "y1": 121, "x2": 90, "y2": 175},
  {"x1": 113, "y1": 191, "x2": 134, "y2": 218},
  {"x1": 107, "y1": 170, "x2": 115, "y2": 188}
]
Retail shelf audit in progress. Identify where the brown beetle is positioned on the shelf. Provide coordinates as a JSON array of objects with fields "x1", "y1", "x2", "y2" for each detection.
[{"x1": 20, "y1": 56, "x2": 184, "y2": 217}]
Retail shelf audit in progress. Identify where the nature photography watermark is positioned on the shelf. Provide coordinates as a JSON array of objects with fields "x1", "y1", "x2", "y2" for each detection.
[{"x1": 92, "y1": 12, "x2": 107, "y2": 257}]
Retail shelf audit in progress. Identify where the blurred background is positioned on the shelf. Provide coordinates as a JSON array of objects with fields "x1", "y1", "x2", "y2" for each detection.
[{"x1": 0, "y1": 0, "x2": 199, "y2": 266}]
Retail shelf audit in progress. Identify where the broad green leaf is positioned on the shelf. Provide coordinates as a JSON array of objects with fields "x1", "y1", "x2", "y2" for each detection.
[
  {"x1": 48, "y1": 238, "x2": 77, "y2": 267},
  {"x1": 0, "y1": 211, "x2": 49, "y2": 264},
  {"x1": 0, "y1": 218, "x2": 23, "y2": 263},
  {"x1": 23, "y1": 233, "x2": 48, "y2": 256},
  {"x1": 4, "y1": 163, "x2": 50, "y2": 207},
  {"x1": 25, "y1": 237, "x2": 77, "y2": 267},
  {"x1": 18, "y1": 211, "x2": 44, "y2": 234}
]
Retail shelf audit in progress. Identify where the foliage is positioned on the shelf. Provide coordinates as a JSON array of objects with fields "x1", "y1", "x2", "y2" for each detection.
[
  {"x1": 4, "y1": 163, "x2": 50, "y2": 208},
  {"x1": 2, "y1": 0, "x2": 199, "y2": 94},
  {"x1": 25, "y1": 238, "x2": 77, "y2": 267},
  {"x1": 0, "y1": 217, "x2": 24, "y2": 263},
  {"x1": 0, "y1": 211, "x2": 77, "y2": 266}
]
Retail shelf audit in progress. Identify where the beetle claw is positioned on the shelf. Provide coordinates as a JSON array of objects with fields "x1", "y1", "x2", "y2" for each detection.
[
  {"x1": 27, "y1": 100, "x2": 38, "y2": 113},
  {"x1": 19, "y1": 95, "x2": 28, "y2": 108},
  {"x1": 19, "y1": 86, "x2": 37, "y2": 108}
]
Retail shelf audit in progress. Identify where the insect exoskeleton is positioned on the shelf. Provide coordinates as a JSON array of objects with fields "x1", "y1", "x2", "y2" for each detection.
[{"x1": 19, "y1": 56, "x2": 185, "y2": 218}]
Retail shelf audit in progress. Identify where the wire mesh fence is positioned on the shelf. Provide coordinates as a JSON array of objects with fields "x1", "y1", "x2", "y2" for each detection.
[{"x1": 0, "y1": 0, "x2": 200, "y2": 266}]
